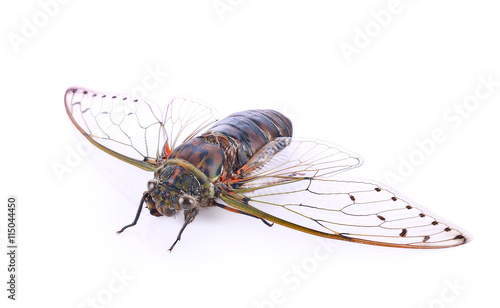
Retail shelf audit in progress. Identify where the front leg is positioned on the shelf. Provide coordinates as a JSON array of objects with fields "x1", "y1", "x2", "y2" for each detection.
[
  {"x1": 168, "y1": 207, "x2": 200, "y2": 252},
  {"x1": 116, "y1": 192, "x2": 149, "y2": 234}
]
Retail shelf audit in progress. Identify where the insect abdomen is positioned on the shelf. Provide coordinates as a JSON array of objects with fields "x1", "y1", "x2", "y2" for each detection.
[
  {"x1": 207, "y1": 109, "x2": 293, "y2": 169},
  {"x1": 169, "y1": 109, "x2": 292, "y2": 179}
]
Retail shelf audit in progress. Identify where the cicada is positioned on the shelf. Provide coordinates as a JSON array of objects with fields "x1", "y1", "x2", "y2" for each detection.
[{"x1": 65, "y1": 87, "x2": 470, "y2": 251}]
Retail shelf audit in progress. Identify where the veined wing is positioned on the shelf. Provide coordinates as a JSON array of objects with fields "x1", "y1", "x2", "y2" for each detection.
[
  {"x1": 64, "y1": 87, "x2": 218, "y2": 171},
  {"x1": 232, "y1": 137, "x2": 363, "y2": 187},
  {"x1": 161, "y1": 95, "x2": 219, "y2": 156},
  {"x1": 218, "y1": 138, "x2": 470, "y2": 248}
]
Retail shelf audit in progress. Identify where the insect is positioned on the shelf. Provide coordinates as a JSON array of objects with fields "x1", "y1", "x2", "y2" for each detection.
[{"x1": 65, "y1": 87, "x2": 470, "y2": 251}]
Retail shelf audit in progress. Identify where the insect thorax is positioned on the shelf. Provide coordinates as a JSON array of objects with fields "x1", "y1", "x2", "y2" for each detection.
[{"x1": 148, "y1": 159, "x2": 215, "y2": 217}]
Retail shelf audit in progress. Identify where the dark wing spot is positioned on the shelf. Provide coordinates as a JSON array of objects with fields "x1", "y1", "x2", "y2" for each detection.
[
  {"x1": 391, "y1": 197, "x2": 398, "y2": 201},
  {"x1": 431, "y1": 221, "x2": 438, "y2": 225},
  {"x1": 406, "y1": 205, "x2": 412, "y2": 209},
  {"x1": 377, "y1": 215, "x2": 386, "y2": 221},
  {"x1": 375, "y1": 187, "x2": 381, "y2": 192},
  {"x1": 444, "y1": 227, "x2": 451, "y2": 232},
  {"x1": 83, "y1": 90, "x2": 88, "y2": 94},
  {"x1": 454, "y1": 235, "x2": 465, "y2": 240},
  {"x1": 350, "y1": 195, "x2": 355, "y2": 202},
  {"x1": 419, "y1": 213, "x2": 426, "y2": 218},
  {"x1": 423, "y1": 236, "x2": 430, "y2": 242},
  {"x1": 399, "y1": 229, "x2": 408, "y2": 237}
]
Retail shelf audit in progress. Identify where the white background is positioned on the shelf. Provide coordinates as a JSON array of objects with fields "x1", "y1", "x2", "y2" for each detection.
[{"x1": 1, "y1": 1, "x2": 499, "y2": 307}]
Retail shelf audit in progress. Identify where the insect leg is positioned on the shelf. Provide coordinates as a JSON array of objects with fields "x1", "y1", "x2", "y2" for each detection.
[
  {"x1": 212, "y1": 201, "x2": 274, "y2": 227},
  {"x1": 116, "y1": 192, "x2": 148, "y2": 234},
  {"x1": 168, "y1": 207, "x2": 200, "y2": 252}
]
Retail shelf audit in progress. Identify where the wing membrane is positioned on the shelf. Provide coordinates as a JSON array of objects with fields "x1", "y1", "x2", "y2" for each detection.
[
  {"x1": 162, "y1": 96, "x2": 219, "y2": 155},
  {"x1": 219, "y1": 138, "x2": 470, "y2": 248},
  {"x1": 65, "y1": 87, "x2": 218, "y2": 171},
  {"x1": 233, "y1": 138, "x2": 363, "y2": 189}
]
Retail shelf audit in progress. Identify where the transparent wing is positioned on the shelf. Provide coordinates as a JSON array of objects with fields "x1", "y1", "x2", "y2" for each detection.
[
  {"x1": 231, "y1": 137, "x2": 363, "y2": 187},
  {"x1": 161, "y1": 96, "x2": 219, "y2": 155},
  {"x1": 64, "y1": 87, "x2": 218, "y2": 171},
  {"x1": 219, "y1": 138, "x2": 470, "y2": 249}
]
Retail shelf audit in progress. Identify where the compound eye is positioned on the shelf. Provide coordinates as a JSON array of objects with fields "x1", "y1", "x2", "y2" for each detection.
[
  {"x1": 163, "y1": 208, "x2": 176, "y2": 217},
  {"x1": 147, "y1": 180, "x2": 157, "y2": 192},
  {"x1": 178, "y1": 196, "x2": 196, "y2": 210}
]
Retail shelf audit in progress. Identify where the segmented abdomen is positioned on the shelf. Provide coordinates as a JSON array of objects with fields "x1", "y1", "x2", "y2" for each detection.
[{"x1": 169, "y1": 109, "x2": 292, "y2": 180}]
